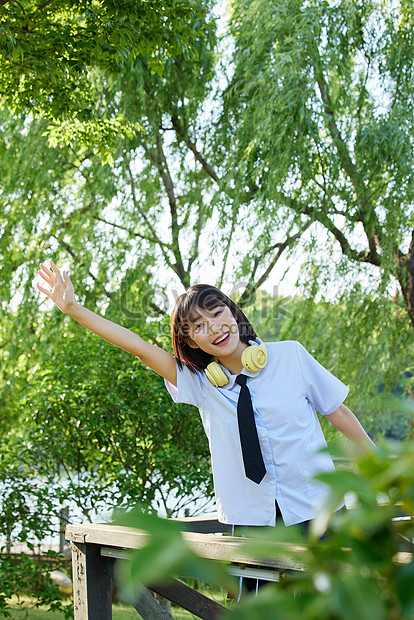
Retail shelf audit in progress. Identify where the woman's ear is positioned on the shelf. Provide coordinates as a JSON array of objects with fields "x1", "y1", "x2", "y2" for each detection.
[{"x1": 186, "y1": 338, "x2": 199, "y2": 349}]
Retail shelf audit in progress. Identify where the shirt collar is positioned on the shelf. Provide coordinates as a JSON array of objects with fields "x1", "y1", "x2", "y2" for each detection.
[{"x1": 215, "y1": 339, "x2": 262, "y2": 389}]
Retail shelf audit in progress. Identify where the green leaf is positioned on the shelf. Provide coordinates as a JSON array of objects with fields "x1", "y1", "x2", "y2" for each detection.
[
  {"x1": 114, "y1": 507, "x2": 235, "y2": 600},
  {"x1": 315, "y1": 470, "x2": 377, "y2": 505}
]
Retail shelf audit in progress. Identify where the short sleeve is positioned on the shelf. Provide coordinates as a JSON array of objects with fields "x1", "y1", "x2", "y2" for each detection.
[
  {"x1": 164, "y1": 360, "x2": 207, "y2": 408},
  {"x1": 296, "y1": 342, "x2": 349, "y2": 415}
]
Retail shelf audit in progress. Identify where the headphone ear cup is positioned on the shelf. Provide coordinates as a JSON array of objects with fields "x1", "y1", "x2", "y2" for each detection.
[
  {"x1": 205, "y1": 362, "x2": 229, "y2": 387},
  {"x1": 241, "y1": 341, "x2": 267, "y2": 372}
]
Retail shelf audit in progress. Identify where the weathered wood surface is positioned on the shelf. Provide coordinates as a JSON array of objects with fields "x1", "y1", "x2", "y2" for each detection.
[
  {"x1": 66, "y1": 523, "x2": 304, "y2": 571},
  {"x1": 101, "y1": 546, "x2": 280, "y2": 583},
  {"x1": 71, "y1": 542, "x2": 112, "y2": 620},
  {"x1": 131, "y1": 588, "x2": 173, "y2": 620},
  {"x1": 150, "y1": 579, "x2": 227, "y2": 619}
]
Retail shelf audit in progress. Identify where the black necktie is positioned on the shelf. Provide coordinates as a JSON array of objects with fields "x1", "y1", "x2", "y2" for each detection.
[{"x1": 235, "y1": 375, "x2": 266, "y2": 484}]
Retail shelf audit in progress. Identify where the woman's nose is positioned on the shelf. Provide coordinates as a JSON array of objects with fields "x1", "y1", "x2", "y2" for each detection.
[{"x1": 209, "y1": 318, "x2": 220, "y2": 334}]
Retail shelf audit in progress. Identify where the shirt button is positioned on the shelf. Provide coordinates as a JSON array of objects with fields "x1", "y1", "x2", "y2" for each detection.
[{"x1": 270, "y1": 480, "x2": 276, "y2": 486}]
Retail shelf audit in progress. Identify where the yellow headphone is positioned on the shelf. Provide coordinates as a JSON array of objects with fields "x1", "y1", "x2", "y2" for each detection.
[{"x1": 204, "y1": 340, "x2": 267, "y2": 387}]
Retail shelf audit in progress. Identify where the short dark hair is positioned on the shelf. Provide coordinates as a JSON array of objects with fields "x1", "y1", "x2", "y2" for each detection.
[{"x1": 170, "y1": 284, "x2": 258, "y2": 373}]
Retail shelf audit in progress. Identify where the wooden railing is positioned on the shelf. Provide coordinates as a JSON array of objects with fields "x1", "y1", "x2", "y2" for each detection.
[{"x1": 65, "y1": 517, "x2": 304, "y2": 619}]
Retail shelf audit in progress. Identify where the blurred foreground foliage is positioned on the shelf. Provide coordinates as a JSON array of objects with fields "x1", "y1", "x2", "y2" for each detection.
[{"x1": 118, "y1": 440, "x2": 414, "y2": 619}]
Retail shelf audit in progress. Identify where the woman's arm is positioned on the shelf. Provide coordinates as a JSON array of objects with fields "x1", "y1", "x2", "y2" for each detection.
[
  {"x1": 37, "y1": 260, "x2": 177, "y2": 386},
  {"x1": 326, "y1": 404, "x2": 374, "y2": 447}
]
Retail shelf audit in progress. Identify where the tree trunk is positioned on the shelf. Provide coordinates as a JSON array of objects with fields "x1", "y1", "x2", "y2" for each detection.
[{"x1": 397, "y1": 249, "x2": 414, "y2": 329}]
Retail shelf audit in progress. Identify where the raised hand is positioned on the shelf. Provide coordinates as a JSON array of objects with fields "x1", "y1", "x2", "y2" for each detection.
[
  {"x1": 37, "y1": 259, "x2": 76, "y2": 315},
  {"x1": 37, "y1": 259, "x2": 177, "y2": 384}
]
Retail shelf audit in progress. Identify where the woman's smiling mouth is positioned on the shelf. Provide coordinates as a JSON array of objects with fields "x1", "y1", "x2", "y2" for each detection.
[{"x1": 213, "y1": 332, "x2": 230, "y2": 346}]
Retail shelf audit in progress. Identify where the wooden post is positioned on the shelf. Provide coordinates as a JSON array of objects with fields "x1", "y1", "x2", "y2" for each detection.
[{"x1": 71, "y1": 542, "x2": 112, "y2": 619}]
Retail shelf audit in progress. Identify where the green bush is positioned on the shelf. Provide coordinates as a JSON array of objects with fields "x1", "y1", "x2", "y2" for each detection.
[{"x1": 0, "y1": 550, "x2": 73, "y2": 619}]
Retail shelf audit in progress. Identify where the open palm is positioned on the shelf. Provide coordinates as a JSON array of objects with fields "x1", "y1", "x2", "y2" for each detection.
[{"x1": 37, "y1": 259, "x2": 76, "y2": 314}]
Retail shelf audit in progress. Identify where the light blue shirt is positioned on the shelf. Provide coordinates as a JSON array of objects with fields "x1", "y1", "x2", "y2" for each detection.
[{"x1": 165, "y1": 340, "x2": 349, "y2": 527}]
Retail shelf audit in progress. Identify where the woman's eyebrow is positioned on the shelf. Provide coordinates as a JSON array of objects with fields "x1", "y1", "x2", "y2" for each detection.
[
  {"x1": 189, "y1": 313, "x2": 202, "y2": 324},
  {"x1": 189, "y1": 306, "x2": 223, "y2": 323}
]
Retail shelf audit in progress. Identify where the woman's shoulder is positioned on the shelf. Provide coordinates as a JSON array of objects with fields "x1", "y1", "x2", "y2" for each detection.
[
  {"x1": 264, "y1": 340, "x2": 305, "y2": 364},
  {"x1": 264, "y1": 339, "x2": 301, "y2": 350}
]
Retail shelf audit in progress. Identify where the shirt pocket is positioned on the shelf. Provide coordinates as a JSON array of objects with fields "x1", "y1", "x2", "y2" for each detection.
[{"x1": 300, "y1": 439, "x2": 333, "y2": 497}]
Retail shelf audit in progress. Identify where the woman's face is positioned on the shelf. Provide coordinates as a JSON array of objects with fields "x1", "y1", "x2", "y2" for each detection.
[{"x1": 186, "y1": 304, "x2": 242, "y2": 357}]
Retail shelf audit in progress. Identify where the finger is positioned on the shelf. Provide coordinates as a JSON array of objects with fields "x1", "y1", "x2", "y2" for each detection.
[
  {"x1": 40, "y1": 262, "x2": 55, "y2": 280},
  {"x1": 62, "y1": 270, "x2": 73, "y2": 287},
  {"x1": 50, "y1": 259, "x2": 64, "y2": 284},
  {"x1": 37, "y1": 283, "x2": 52, "y2": 298},
  {"x1": 38, "y1": 270, "x2": 53, "y2": 287}
]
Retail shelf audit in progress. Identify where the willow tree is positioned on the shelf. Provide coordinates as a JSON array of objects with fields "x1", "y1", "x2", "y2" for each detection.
[
  {"x1": 0, "y1": 10, "x2": 220, "y2": 599},
  {"x1": 0, "y1": 0, "x2": 205, "y2": 147},
  {"x1": 1, "y1": 0, "x2": 311, "y2": 349},
  {"x1": 219, "y1": 0, "x2": 414, "y2": 327},
  {"x1": 1, "y1": 0, "x2": 300, "y2": 542}
]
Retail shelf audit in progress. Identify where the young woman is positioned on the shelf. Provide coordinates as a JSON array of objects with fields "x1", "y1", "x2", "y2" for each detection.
[{"x1": 37, "y1": 260, "x2": 372, "y2": 530}]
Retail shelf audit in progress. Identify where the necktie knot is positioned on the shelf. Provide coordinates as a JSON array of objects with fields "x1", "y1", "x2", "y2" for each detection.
[{"x1": 235, "y1": 374, "x2": 247, "y2": 387}]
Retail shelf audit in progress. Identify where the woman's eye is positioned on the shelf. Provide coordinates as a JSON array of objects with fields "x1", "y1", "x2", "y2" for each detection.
[{"x1": 214, "y1": 309, "x2": 223, "y2": 317}]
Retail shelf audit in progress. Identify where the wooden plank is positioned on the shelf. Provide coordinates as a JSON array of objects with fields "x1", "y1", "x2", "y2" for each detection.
[
  {"x1": 66, "y1": 523, "x2": 149, "y2": 548},
  {"x1": 110, "y1": 560, "x2": 171, "y2": 619},
  {"x1": 228, "y1": 565, "x2": 279, "y2": 582},
  {"x1": 101, "y1": 547, "x2": 280, "y2": 581},
  {"x1": 131, "y1": 587, "x2": 173, "y2": 620},
  {"x1": 149, "y1": 579, "x2": 227, "y2": 619},
  {"x1": 172, "y1": 515, "x2": 232, "y2": 534},
  {"x1": 101, "y1": 547, "x2": 131, "y2": 561},
  {"x1": 66, "y1": 524, "x2": 304, "y2": 571},
  {"x1": 71, "y1": 542, "x2": 112, "y2": 619}
]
